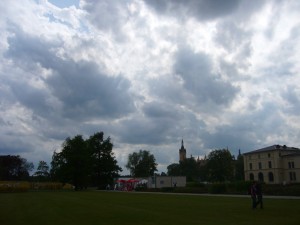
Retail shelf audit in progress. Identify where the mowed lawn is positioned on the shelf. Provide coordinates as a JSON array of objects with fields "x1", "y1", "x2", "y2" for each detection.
[{"x1": 1, "y1": 191, "x2": 300, "y2": 225}]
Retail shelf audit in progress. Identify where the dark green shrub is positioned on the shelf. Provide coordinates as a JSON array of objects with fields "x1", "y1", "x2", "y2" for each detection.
[
  {"x1": 161, "y1": 187, "x2": 175, "y2": 192},
  {"x1": 209, "y1": 183, "x2": 227, "y2": 194},
  {"x1": 186, "y1": 182, "x2": 206, "y2": 188}
]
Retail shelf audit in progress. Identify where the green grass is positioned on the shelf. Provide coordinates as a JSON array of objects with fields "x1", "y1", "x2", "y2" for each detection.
[{"x1": 1, "y1": 191, "x2": 300, "y2": 225}]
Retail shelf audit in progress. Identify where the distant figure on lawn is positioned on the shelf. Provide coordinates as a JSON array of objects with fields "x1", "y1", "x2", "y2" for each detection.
[
  {"x1": 255, "y1": 182, "x2": 263, "y2": 209},
  {"x1": 249, "y1": 181, "x2": 263, "y2": 209},
  {"x1": 250, "y1": 181, "x2": 257, "y2": 209}
]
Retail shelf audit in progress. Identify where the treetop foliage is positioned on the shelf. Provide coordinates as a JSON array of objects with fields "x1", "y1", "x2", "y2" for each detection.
[
  {"x1": 50, "y1": 132, "x2": 122, "y2": 190},
  {"x1": 126, "y1": 150, "x2": 157, "y2": 177},
  {"x1": 0, "y1": 155, "x2": 34, "y2": 181}
]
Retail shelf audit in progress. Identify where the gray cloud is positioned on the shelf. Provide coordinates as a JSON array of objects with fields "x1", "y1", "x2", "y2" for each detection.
[
  {"x1": 145, "y1": 0, "x2": 240, "y2": 21},
  {"x1": 174, "y1": 47, "x2": 239, "y2": 107},
  {"x1": 81, "y1": 0, "x2": 132, "y2": 41},
  {"x1": 215, "y1": 21, "x2": 252, "y2": 53},
  {"x1": 5, "y1": 26, "x2": 135, "y2": 122}
]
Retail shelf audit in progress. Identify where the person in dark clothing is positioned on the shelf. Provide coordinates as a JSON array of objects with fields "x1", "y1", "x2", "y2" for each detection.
[
  {"x1": 250, "y1": 182, "x2": 257, "y2": 209},
  {"x1": 255, "y1": 183, "x2": 263, "y2": 209}
]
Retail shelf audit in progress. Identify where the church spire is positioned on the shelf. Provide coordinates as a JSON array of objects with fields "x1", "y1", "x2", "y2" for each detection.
[{"x1": 179, "y1": 139, "x2": 186, "y2": 162}]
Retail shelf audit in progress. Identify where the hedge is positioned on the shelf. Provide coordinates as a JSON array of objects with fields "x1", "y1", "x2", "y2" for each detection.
[{"x1": 0, "y1": 181, "x2": 74, "y2": 192}]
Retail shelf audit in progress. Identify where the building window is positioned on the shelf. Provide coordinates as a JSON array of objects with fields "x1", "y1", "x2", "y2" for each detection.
[
  {"x1": 258, "y1": 154, "x2": 260, "y2": 159},
  {"x1": 160, "y1": 180, "x2": 164, "y2": 185},
  {"x1": 289, "y1": 172, "x2": 296, "y2": 181},
  {"x1": 250, "y1": 173, "x2": 254, "y2": 181},
  {"x1": 288, "y1": 162, "x2": 295, "y2": 169},
  {"x1": 268, "y1": 172, "x2": 274, "y2": 182},
  {"x1": 258, "y1": 172, "x2": 264, "y2": 182},
  {"x1": 268, "y1": 161, "x2": 272, "y2": 168},
  {"x1": 258, "y1": 162, "x2": 262, "y2": 169},
  {"x1": 249, "y1": 163, "x2": 252, "y2": 170},
  {"x1": 268, "y1": 153, "x2": 271, "y2": 158}
]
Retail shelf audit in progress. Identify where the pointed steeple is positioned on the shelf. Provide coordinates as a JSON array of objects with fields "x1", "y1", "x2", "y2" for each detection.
[{"x1": 179, "y1": 139, "x2": 186, "y2": 162}]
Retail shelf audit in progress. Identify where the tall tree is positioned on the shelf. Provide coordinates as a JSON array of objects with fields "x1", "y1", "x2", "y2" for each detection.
[
  {"x1": 179, "y1": 157, "x2": 201, "y2": 182},
  {"x1": 88, "y1": 132, "x2": 122, "y2": 189},
  {"x1": 50, "y1": 132, "x2": 122, "y2": 190},
  {"x1": 167, "y1": 159, "x2": 205, "y2": 182},
  {"x1": 50, "y1": 135, "x2": 91, "y2": 190},
  {"x1": 126, "y1": 150, "x2": 157, "y2": 177},
  {"x1": 34, "y1": 160, "x2": 50, "y2": 181},
  {"x1": 167, "y1": 163, "x2": 181, "y2": 176},
  {"x1": 206, "y1": 149, "x2": 234, "y2": 182},
  {"x1": 0, "y1": 155, "x2": 34, "y2": 180}
]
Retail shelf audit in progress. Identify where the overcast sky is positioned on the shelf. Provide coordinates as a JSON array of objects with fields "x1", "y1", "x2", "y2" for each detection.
[{"x1": 1, "y1": 0, "x2": 300, "y2": 174}]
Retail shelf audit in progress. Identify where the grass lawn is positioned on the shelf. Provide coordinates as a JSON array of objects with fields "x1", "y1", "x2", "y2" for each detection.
[{"x1": 1, "y1": 191, "x2": 300, "y2": 225}]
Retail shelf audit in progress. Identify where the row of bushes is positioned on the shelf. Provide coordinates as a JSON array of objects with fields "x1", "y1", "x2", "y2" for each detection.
[
  {"x1": 0, "y1": 181, "x2": 74, "y2": 192},
  {"x1": 0, "y1": 181, "x2": 31, "y2": 192},
  {"x1": 136, "y1": 181, "x2": 300, "y2": 196}
]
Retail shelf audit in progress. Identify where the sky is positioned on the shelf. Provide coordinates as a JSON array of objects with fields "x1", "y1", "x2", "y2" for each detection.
[{"x1": 1, "y1": 0, "x2": 300, "y2": 175}]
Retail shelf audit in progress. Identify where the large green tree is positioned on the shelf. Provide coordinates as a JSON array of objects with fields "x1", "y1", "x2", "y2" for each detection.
[
  {"x1": 167, "y1": 163, "x2": 181, "y2": 176},
  {"x1": 206, "y1": 149, "x2": 234, "y2": 182},
  {"x1": 179, "y1": 157, "x2": 201, "y2": 182},
  {"x1": 88, "y1": 132, "x2": 122, "y2": 189},
  {"x1": 0, "y1": 155, "x2": 34, "y2": 181},
  {"x1": 51, "y1": 135, "x2": 90, "y2": 190},
  {"x1": 167, "y1": 159, "x2": 206, "y2": 182},
  {"x1": 126, "y1": 150, "x2": 157, "y2": 177},
  {"x1": 50, "y1": 132, "x2": 122, "y2": 190}
]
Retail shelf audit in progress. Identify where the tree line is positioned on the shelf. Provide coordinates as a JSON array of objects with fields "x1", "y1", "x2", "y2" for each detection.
[
  {"x1": 167, "y1": 149, "x2": 244, "y2": 182},
  {"x1": 0, "y1": 131, "x2": 244, "y2": 189}
]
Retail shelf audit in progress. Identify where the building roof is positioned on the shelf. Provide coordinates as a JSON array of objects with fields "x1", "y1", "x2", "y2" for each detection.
[{"x1": 243, "y1": 144, "x2": 300, "y2": 155}]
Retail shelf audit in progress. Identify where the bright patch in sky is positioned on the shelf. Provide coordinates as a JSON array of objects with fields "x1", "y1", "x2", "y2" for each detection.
[{"x1": 48, "y1": 0, "x2": 79, "y2": 8}]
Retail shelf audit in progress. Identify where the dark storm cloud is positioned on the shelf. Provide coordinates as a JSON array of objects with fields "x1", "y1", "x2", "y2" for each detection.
[
  {"x1": 144, "y1": 0, "x2": 240, "y2": 21},
  {"x1": 0, "y1": 135, "x2": 36, "y2": 155},
  {"x1": 198, "y1": 107, "x2": 284, "y2": 154},
  {"x1": 47, "y1": 61, "x2": 134, "y2": 120},
  {"x1": 4, "y1": 26, "x2": 135, "y2": 121},
  {"x1": 118, "y1": 117, "x2": 171, "y2": 145},
  {"x1": 118, "y1": 101, "x2": 185, "y2": 145},
  {"x1": 8, "y1": 80, "x2": 53, "y2": 118},
  {"x1": 174, "y1": 47, "x2": 239, "y2": 107},
  {"x1": 142, "y1": 101, "x2": 179, "y2": 119}
]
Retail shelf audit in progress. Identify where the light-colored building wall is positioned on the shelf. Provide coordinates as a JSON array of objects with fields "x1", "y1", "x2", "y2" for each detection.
[
  {"x1": 244, "y1": 145, "x2": 300, "y2": 184},
  {"x1": 282, "y1": 155, "x2": 300, "y2": 184},
  {"x1": 148, "y1": 176, "x2": 186, "y2": 188}
]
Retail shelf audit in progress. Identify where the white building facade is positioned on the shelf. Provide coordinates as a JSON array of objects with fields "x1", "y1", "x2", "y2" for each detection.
[{"x1": 243, "y1": 145, "x2": 300, "y2": 184}]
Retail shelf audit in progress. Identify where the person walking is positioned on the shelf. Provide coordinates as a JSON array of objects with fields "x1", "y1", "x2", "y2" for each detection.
[
  {"x1": 255, "y1": 182, "x2": 263, "y2": 209},
  {"x1": 250, "y1": 181, "x2": 257, "y2": 209}
]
